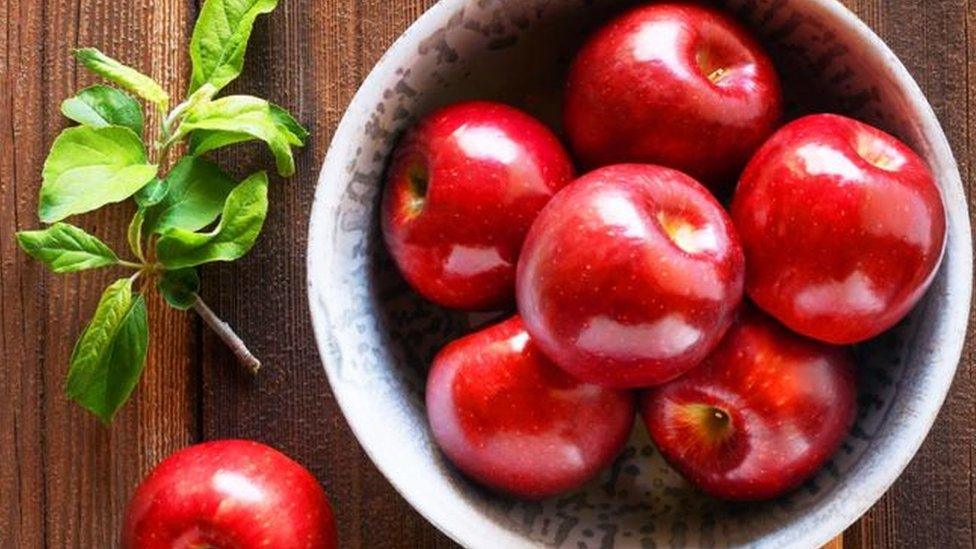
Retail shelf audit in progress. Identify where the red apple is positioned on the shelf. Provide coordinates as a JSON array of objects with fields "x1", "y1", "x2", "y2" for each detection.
[
  {"x1": 516, "y1": 164, "x2": 744, "y2": 388},
  {"x1": 426, "y1": 315, "x2": 635, "y2": 498},
  {"x1": 731, "y1": 114, "x2": 947, "y2": 344},
  {"x1": 640, "y1": 307, "x2": 856, "y2": 500},
  {"x1": 122, "y1": 440, "x2": 337, "y2": 549},
  {"x1": 564, "y1": 2, "x2": 781, "y2": 190},
  {"x1": 381, "y1": 100, "x2": 575, "y2": 310}
]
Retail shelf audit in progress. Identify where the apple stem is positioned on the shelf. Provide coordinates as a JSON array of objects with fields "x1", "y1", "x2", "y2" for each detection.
[
  {"x1": 192, "y1": 295, "x2": 261, "y2": 374},
  {"x1": 707, "y1": 67, "x2": 729, "y2": 84}
]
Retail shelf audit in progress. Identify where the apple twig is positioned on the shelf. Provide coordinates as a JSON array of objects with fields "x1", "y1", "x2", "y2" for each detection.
[{"x1": 191, "y1": 295, "x2": 261, "y2": 374}]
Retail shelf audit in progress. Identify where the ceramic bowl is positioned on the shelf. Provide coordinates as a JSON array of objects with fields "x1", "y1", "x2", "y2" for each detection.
[{"x1": 307, "y1": 1, "x2": 972, "y2": 547}]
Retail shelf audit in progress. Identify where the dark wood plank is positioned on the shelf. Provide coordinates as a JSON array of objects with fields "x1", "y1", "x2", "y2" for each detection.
[
  {"x1": 0, "y1": 1, "x2": 48, "y2": 546},
  {"x1": 0, "y1": 0, "x2": 197, "y2": 547}
]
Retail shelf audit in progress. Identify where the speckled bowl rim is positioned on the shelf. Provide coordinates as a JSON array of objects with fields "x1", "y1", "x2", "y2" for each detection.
[{"x1": 307, "y1": 1, "x2": 973, "y2": 547}]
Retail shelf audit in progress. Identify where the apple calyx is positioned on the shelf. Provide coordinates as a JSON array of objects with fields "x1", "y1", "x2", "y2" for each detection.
[
  {"x1": 682, "y1": 403, "x2": 734, "y2": 444},
  {"x1": 405, "y1": 163, "x2": 429, "y2": 216},
  {"x1": 707, "y1": 67, "x2": 730, "y2": 84}
]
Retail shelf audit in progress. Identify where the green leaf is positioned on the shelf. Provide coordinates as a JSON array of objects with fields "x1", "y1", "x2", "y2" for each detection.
[
  {"x1": 15, "y1": 222, "x2": 119, "y2": 273},
  {"x1": 74, "y1": 48, "x2": 169, "y2": 110},
  {"x1": 179, "y1": 95, "x2": 302, "y2": 176},
  {"x1": 158, "y1": 268, "x2": 199, "y2": 310},
  {"x1": 143, "y1": 156, "x2": 238, "y2": 235},
  {"x1": 127, "y1": 209, "x2": 145, "y2": 262},
  {"x1": 60, "y1": 85, "x2": 144, "y2": 135},
  {"x1": 156, "y1": 171, "x2": 268, "y2": 268},
  {"x1": 66, "y1": 279, "x2": 149, "y2": 423},
  {"x1": 270, "y1": 104, "x2": 309, "y2": 144},
  {"x1": 188, "y1": 128, "x2": 253, "y2": 154},
  {"x1": 186, "y1": 105, "x2": 305, "y2": 152},
  {"x1": 133, "y1": 178, "x2": 168, "y2": 208},
  {"x1": 38, "y1": 126, "x2": 157, "y2": 222},
  {"x1": 188, "y1": 0, "x2": 279, "y2": 93}
]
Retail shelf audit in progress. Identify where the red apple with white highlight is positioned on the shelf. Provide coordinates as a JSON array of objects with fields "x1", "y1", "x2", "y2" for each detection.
[
  {"x1": 564, "y1": 2, "x2": 782, "y2": 190},
  {"x1": 122, "y1": 440, "x2": 337, "y2": 548},
  {"x1": 731, "y1": 113, "x2": 946, "y2": 344},
  {"x1": 426, "y1": 315, "x2": 635, "y2": 498},
  {"x1": 382, "y1": 100, "x2": 574, "y2": 310},
  {"x1": 516, "y1": 164, "x2": 744, "y2": 388},
  {"x1": 640, "y1": 307, "x2": 857, "y2": 500}
]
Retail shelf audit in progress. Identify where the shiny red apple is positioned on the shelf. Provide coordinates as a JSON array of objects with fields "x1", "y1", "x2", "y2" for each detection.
[
  {"x1": 731, "y1": 114, "x2": 947, "y2": 344},
  {"x1": 640, "y1": 307, "x2": 856, "y2": 500},
  {"x1": 122, "y1": 440, "x2": 337, "y2": 549},
  {"x1": 564, "y1": 2, "x2": 781, "y2": 190},
  {"x1": 516, "y1": 164, "x2": 744, "y2": 388},
  {"x1": 381, "y1": 100, "x2": 575, "y2": 310},
  {"x1": 426, "y1": 315, "x2": 635, "y2": 498}
]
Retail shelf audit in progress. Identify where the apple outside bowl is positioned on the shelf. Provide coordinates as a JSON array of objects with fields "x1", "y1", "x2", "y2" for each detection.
[{"x1": 306, "y1": 1, "x2": 972, "y2": 547}]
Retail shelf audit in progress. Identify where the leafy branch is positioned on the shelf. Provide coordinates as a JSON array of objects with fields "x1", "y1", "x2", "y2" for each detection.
[{"x1": 15, "y1": 0, "x2": 305, "y2": 424}]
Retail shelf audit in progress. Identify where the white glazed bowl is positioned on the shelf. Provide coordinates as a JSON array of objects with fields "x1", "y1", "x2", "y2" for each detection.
[{"x1": 307, "y1": 1, "x2": 972, "y2": 547}]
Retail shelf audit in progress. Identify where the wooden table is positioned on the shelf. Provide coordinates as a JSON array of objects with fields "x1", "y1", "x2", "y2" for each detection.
[{"x1": 0, "y1": 0, "x2": 972, "y2": 547}]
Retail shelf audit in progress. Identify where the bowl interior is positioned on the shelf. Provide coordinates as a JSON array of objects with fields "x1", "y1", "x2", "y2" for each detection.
[{"x1": 307, "y1": 0, "x2": 971, "y2": 547}]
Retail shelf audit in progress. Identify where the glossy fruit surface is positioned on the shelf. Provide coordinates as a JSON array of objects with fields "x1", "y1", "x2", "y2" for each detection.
[
  {"x1": 517, "y1": 164, "x2": 744, "y2": 387},
  {"x1": 426, "y1": 316, "x2": 636, "y2": 498},
  {"x1": 641, "y1": 308, "x2": 857, "y2": 500},
  {"x1": 382, "y1": 100, "x2": 574, "y2": 310},
  {"x1": 122, "y1": 439, "x2": 337, "y2": 549},
  {"x1": 564, "y1": 2, "x2": 781, "y2": 189},
  {"x1": 731, "y1": 113, "x2": 946, "y2": 344}
]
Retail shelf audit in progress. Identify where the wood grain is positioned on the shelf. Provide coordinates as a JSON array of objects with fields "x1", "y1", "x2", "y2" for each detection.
[
  {"x1": 1, "y1": 0, "x2": 198, "y2": 547},
  {"x1": 0, "y1": 0, "x2": 971, "y2": 547}
]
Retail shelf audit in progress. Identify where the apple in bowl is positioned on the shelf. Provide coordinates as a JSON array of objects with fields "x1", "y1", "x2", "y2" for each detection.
[
  {"x1": 426, "y1": 315, "x2": 635, "y2": 498},
  {"x1": 731, "y1": 114, "x2": 947, "y2": 344},
  {"x1": 564, "y1": 2, "x2": 782, "y2": 190},
  {"x1": 382, "y1": 100, "x2": 575, "y2": 311},
  {"x1": 640, "y1": 307, "x2": 857, "y2": 500},
  {"x1": 517, "y1": 163, "x2": 744, "y2": 388}
]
